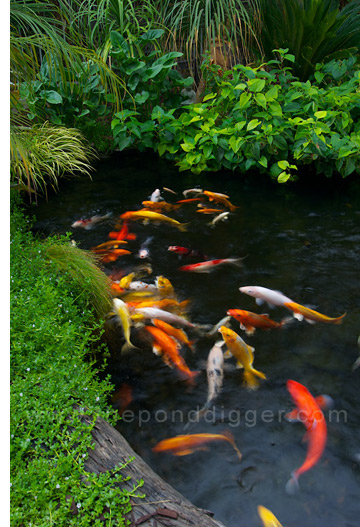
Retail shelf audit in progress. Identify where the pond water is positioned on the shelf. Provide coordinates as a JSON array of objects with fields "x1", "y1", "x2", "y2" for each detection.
[{"x1": 31, "y1": 153, "x2": 360, "y2": 527}]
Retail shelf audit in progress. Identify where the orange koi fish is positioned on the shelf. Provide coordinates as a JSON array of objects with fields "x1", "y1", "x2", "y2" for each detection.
[
  {"x1": 120, "y1": 210, "x2": 188, "y2": 231},
  {"x1": 141, "y1": 200, "x2": 181, "y2": 212},
  {"x1": 176, "y1": 198, "x2": 202, "y2": 204},
  {"x1": 152, "y1": 430, "x2": 242, "y2": 460},
  {"x1": 203, "y1": 190, "x2": 239, "y2": 212},
  {"x1": 108, "y1": 221, "x2": 137, "y2": 241},
  {"x1": 257, "y1": 505, "x2": 283, "y2": 527},
  {"x1": 152, "y1": 319, "x2": 195, "y2": 351},
  {"x1": 284, "y1": 302, "x2": 346, "y2": 325},
  {"x1": 99, "y1": 249, "x2": 131, "y2": 263},
  {"x1": 111, "y1": 383, "x2": 133, "y2": 416},
  {"x1": 227, "y1": 309, "x2": 289, "y2": 335},
  {"x1": 144, "y1": 325, "x2": 199, "y2": 382},
  {"x1": 285, "y1": 379, "x2": 329, "y2": 493},
  {"x1": 92, "y1": 240, "x2": 128, "y2": 253},
  {"x1": 196, "y1": 208, "x2": 225, "y2": 214}
]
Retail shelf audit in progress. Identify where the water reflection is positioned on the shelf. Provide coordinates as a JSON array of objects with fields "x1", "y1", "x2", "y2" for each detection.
[{"x1": 31, "y1": 153, "x2": 360, "y2": 527}]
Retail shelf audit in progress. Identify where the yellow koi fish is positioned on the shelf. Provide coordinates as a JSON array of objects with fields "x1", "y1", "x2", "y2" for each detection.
[
  {"x1": 284, "y1": 301, "x2": 346, "y2": 325},
  {"x1": 203, "y1": 190, "x2": 239, "y2": 212},
  {"x1": 120, "y1": 210, "x2": 188, "y2": 231},
  {"x1": 155, "y1": 275, "x2": 175, "y2": 296},
  {"x1": 112, "y1": 298, "x2": 138, "y2": 352},
  {"x1": 219, "y1": 326, "x2": 266, "y2": 389},
  {"x1": 257, "y1": 505, "x2": 283, "y2": 527}
]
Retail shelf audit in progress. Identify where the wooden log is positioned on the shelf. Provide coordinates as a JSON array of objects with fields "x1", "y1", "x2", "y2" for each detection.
[{"x1": 83, "y1": 414, "x2": 226, "y2": 527}]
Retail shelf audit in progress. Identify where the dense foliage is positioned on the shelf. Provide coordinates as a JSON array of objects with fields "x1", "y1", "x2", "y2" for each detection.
[
  {"x1": 10, "y1": 197, "x2": 144, "y2": 526},
  {"x1": 111, "y1": 50, "x2": 360, "y2": 181}
]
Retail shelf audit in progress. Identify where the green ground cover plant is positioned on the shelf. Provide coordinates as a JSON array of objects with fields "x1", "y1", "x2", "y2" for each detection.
[
  {"x1": 10, "y1": 196, "x2": 143, "y2": 526},
  {"x1": 112, "y1": 51, "x2": 360, "y2": 181}
]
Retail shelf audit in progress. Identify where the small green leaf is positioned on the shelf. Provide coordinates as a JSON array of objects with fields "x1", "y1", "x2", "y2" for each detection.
[
  {"x1": 203, "y1": 92, "x2": 217, "y2": 102},
  {"x1": 247, "y1": 119, "x2": 261, "y2": 131},
  {"x1": 314, "y1": 111, "x2": 327, "y2": 119},
  {"x1": 278, "y1": 171, "x2": 291, "y2": 183},
  {"x1": 278, "y1": 160, "x2": 289, "y2": 170}
]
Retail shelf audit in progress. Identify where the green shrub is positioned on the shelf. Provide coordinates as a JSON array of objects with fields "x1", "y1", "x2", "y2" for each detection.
[
  {"x1": 111, "y1": 50, "x2": 360, "y2": 180},
  {"x1": 10, "y1": 196, "x2": 144, "y2": 526}
]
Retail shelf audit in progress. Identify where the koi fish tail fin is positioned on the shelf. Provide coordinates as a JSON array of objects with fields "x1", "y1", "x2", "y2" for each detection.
[
  {"x1": 121, "y1": 341, "x2": 139, "y2": 354},
  {"x1": 285, "y1": 471, "x2": 300, "y2": 495},
  {"x1": 280, "y1": 315, "x2": 296, "y2": 326},
  {"x1": 178, "y1": 222, "x2": 190, "y2": 232},
  {"x1": 333, "y1": 312, "x2": 347, "y2": 324},
  {"x1": 230, "y1": 257, "x2": 247, "y2": 268},
  {"x1": 243, "y1": 368, "x2": 266, "y2": 390},
  {"x1": 221, "y1": 430, "x2": 243, "y2": 461}
]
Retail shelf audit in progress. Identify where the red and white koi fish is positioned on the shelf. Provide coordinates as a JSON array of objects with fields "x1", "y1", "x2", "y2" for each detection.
[
  {"x1": 168, "y1": 246, "x2": 207, "y2": 259},
  {"x1": 71, "y1": 212, "x2": 112, "y2": 230},
  {"x1": 239, "y1": 286, "x2": 294, "y2": 307},
  {"x1": 179, "y1": 258, "x2": 244, "y2": 273},
  {"x1": 227, "y1": 309, "x2": 290, "y2": 335},
  {"x1": 283, "y1": 301, "x2": 346, "y2": 325},
  {"x1": 285, "y1": 379, "x2": 331, "y2": 494}
]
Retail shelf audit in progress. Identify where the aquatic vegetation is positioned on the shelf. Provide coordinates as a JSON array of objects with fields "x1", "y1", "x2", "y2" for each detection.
[{"x1": 10, "y1": 196, "x2": 144, "y2": 526}]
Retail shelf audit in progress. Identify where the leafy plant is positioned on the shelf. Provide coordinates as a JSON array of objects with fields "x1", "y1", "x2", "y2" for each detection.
[
  {"x1": 111, "y1": 50, "x2": 360, "y2": 180},
  {"x1": 254, "y1": 0, "x2": 360, "y2": 80}
]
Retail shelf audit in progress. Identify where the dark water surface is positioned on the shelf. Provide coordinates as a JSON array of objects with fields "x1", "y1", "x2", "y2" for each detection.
[{"x1": 31, "y1": 153, "x2": 360, "y2": 527}]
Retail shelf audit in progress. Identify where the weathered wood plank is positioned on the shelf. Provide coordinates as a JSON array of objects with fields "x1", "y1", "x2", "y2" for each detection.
[{"x1": 83, "y1": 415, "x2": 226, "y2": 527}]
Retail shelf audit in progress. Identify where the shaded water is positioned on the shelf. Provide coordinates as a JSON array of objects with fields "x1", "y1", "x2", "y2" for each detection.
[{"x1": 31, "y1": 153, "x2": 360, "y2": 527}]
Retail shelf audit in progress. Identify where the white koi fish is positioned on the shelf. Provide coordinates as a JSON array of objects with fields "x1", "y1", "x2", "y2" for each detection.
[
  {"x1": 132, "y1": 307, "x2": 196, "y2": 329},
  {"x1": 150, "y1": 188, "x2": 162, "y2": 202},
  {"x1": 137, "y1": 236, "x2": 153, "y2": 259},
  {"x1": 183, "y1": 188, "x2": 203, "y2": 197},
  {"x1": 239, "y1": 285, "x2": 294, "y2": 308},
  {"x1": 208, "y1": 211, "x2": 230, "y2": 227}
]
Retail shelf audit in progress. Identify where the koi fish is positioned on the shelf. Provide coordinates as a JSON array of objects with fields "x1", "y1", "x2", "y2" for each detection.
[
  {"x1": 208, "y1": 211, "x2": 230, "y2": 227},
  {"x1": 285, "y1": 379, "x2": 329, "y2": 494},
  {"x1": 120, "y1": 210, "x2": 188, "y2": 231},
  {"x1": 155, "y1": 275, "x2": 175, "y2": 296},
  {"x1": 205, "y1": 315, "x2": 232, "y2": 337},
  {"x1": 168, "y1": 246, "x2": 207, "y2": 259},
  {"x1": 257, "y1": 505, "x2": 283, "y2": 527},
  {"x1": 108, "y1": 221, "x2": 137, "y2": 241},
  {"x1": 203, "y1": 190, "x2": 238, "y2": 212},
  {"x1": 142, "y1": 200, "x2": 181, "y2": 213},
  {"x1": 132, "y1": 306, "x2": 196, "y2": 329},
  {"x1": 127, "y1": 298, "x2": 189, "y2": 314},
  {"x1": 179, "y1": 258, "x2": 244, "y2": 273},
  {"x1": 239, "y1": 285, "x2": 294, "y2": 307},
  {"x1": 128, "y1": 280, "x2": 159, "y2": 292},
  {"x1": 98, "y1": 249, "x2": 132, "y2": 263},
  {"x1": 144, "y1": 325, "x2": 199, "y2": 382},
  {"x1": 196, "y1": 208, "x2": 225, "y2": 214},
  {"x1": 163, "y1": 187, "x2": 177, "y2": 195},
  {"x1": 92, "y1": 240, "x2": 128, "y2": 252},
  {"x1": 150, "y1": 188, "x2": 162, "y2": 202},
  {"x1": 283, "y1": 301, "x2": 346, "y2": 325},
  {"x1": 205, "y1": 342, "x2": 224, "y2": 406},
  {"x1": 71, "y1": 212, "x2": 112, "y2": 229},
  {"x1": 152, "y1": 319, "x2": 195, "y2": 351},
  {"x1": 152, "y1": 431, "x2": 242, "y2": 461},
  {"x1": 182, "y1": 188, "x2": 203, "y2": 197},
  {"x1": 138, "y1": 236, "x2": 153, "y2": 259},
  {"x1": 227, "y1": 309, "x2": 289, "y2": 335},
  {"x1": 111, "y1": 298, "x2": 138, "y2": 352},
  {"x1": 176, "y1": 198, "x2": 203, "y2": 204},
  {"x1": 111, "y1": 383, "x2": 133, "y2": 416},
  {"x1": 219, "y1": 326, "x2": 266, "y2": 389}
]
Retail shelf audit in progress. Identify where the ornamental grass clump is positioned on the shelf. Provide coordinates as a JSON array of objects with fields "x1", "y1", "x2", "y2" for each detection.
[{"x1": 10, "y1": 197, "x2": 144, "y2": 526}]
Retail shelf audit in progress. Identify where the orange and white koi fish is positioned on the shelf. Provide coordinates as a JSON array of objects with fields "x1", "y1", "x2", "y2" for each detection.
[
  {"x1": 71, "y1": 212, "x2": 112, "y2": 229},
  {"x1": 120, "y1": 210, "x2": 188, "y2": 231},
  {"x1": 203, "y1": 190, "x2": 239, "y2": 212},
  {"x1": 144, "y1": 325, "x2": 199, "y2": 381},
  {"x1": 152, "y1": 431, "x2": 242, "y2": 460},
  {"x1": 152, "y1": 319, "x2": 194, "y2": 351},
  {"x1": 239, "y1": 286, "x2": 294, "y2": 307},
  {"x1": 283, "y1": 301, "x2": 346, "y2": 325},
  {"x1": 127, "y1": 298, "x2": 189, "y2": 314},
  {"x1": 227, "y1": 309, "x2": 289, "y2": 335},
  {"x1": 142, "y1": 200, "x2": 181, "y2": 213},
  {"x1": 179, "y1": 258, "x2": 244, "y2": 273},
  {"x1": 257, "y1": 505, "x2": 283, "y2": 527},
  {"x1": 285, "y1": 379, "x2": 330, "y2": 494},
  {"x1": 219, "y1": 326, "x2": 266, "y2": 389}
]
